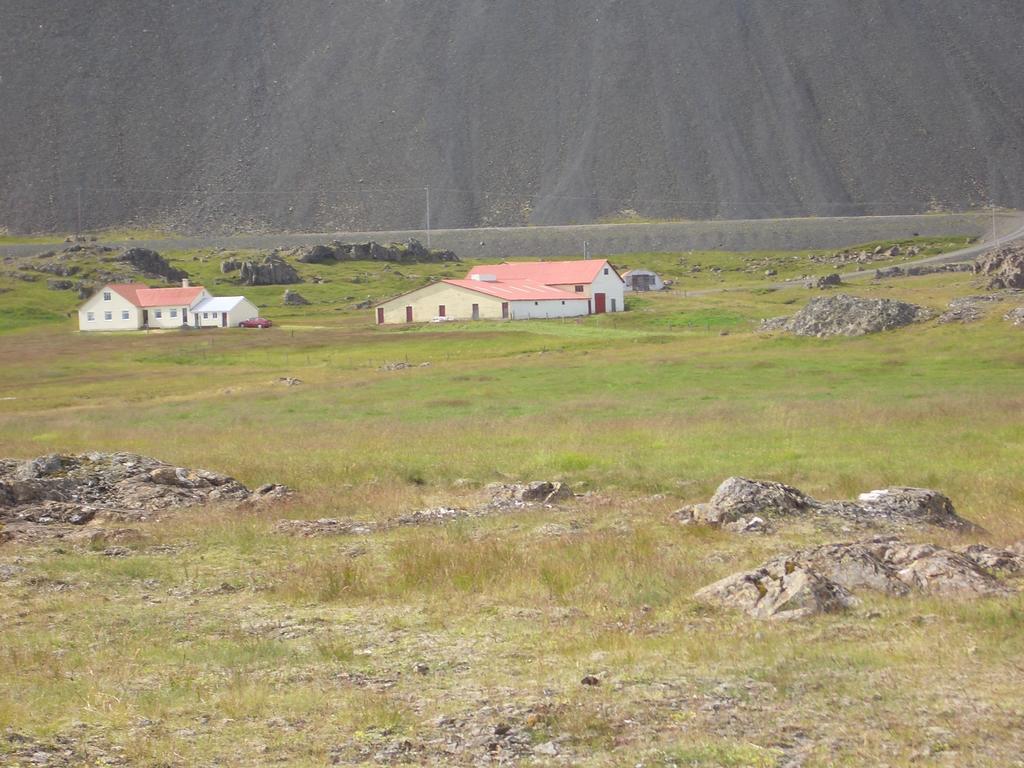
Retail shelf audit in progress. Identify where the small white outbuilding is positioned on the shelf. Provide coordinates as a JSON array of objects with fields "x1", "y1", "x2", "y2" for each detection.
[
  {"x1": 191, "y1": 296, "x2": 260, "y2": 328},
  {"x1": 622, "y1": 269, "x2": 666, "y2": 292}
]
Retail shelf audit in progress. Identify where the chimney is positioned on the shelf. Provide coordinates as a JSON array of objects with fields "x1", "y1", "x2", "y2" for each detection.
[{"x1": 182, "y1": 278, "x2": 190, "y2": 288}]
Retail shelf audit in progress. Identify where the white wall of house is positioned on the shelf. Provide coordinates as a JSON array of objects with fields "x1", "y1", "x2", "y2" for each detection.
[
  {"x1": 78, "y1": 289, "x2": 142, "y2": 331},
  {"x1": 144, "y1": 290, "x2": 209, "y2": 329},
  {"x1": 508, "y1": 298, "x2": 590, "y2": 320},
  {"x1": 548, "y1": 264, "x2": 625, "y2": 313},
  {"x1": 589, "y1": 265, "x2": 626, "y2": 312},
  {"x1": 376, "y1": 282, "x2": 507, "y2": 324},
  {"x1": 146, "y1": 305, "x2": 192, "y2": 329}
]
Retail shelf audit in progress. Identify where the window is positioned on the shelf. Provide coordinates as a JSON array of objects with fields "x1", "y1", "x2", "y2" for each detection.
[
  {"x1": 86, "y1": 311, "x2": 95, "y2": 321},
  {"x1": 121, "y1": 310, "x2": 130, "y2": 320},
  {"x1": 574, "y1": 285, "x2": 584, "y2": 293},
  {"x1": 103, "y1": 311, "x2": 112, "y2": 321},
  {"x1": 102, "y1": 291, "x2": 111, "y2": 301},
  {"x1": 204, "y1": 312, "x2": 210, "y2": 319},
  {"x1": 170, "y1": 309, "x2": 178, "y2": 318},
  {"x1": 534, "y1": 301, "x2": 539, "y2": 306},
  {"x1": 561, "y1": 301, "x2": 565, "y2": 305},
  {"x1": 154, "y1": 310, "x2": 162, "y2": 319},
  {"x1": 603, "y1": 268, "x2": 609, "y2": 275}
]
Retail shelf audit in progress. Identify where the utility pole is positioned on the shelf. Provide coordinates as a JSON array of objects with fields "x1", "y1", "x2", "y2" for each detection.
[{"x1": 425, "y1": 186, "x2": 431, "y2": 248}]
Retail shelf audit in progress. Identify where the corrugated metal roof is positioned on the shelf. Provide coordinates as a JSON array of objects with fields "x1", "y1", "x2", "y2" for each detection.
[
  {"x1": 465, "y1": 259, "x2": 614, "y2": 285},
  {"x1": 443, "y1": 279, "x2": 589, "y2": 302},
  {"x1": 191, "y1": 296, "x2": 249, "y2": 313},
  {"x1": 107, "y1": 284, "x2": 205, "y2": 307}
]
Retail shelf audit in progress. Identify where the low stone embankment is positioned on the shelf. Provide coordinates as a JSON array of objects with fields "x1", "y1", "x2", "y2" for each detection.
[{"x1": 275, "y1": 481, "x2": 573, "y2": 537}]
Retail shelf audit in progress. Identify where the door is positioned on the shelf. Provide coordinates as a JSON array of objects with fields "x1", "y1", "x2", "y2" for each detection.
[
  {"x1": 221, "y1": 312, "x2": 228, "y2": 327},
  {"x1": 501, "y1": 302, "x2": 509, "y2": 319},
  {"x1": 182, "y1": 308, "x2": 188, "y2": 325},
  {"x1": 471, "y1": 303, "x2": 479, "y2": 320},
  {"x1": 438, "y1": 305, "x2": 446, "y2": 318},
  {"x1": 405, "y1": 306, "x2": 413, "y2": 323},
  {"x1": 142, "y1": 309, "x2": 149, "y2": 327},
  {"x1": 376, "y1": 307, "x2": 385, "y2": 325},
  {"x1": 594, "y1": 293, "x2": 606, "y2": 314}
]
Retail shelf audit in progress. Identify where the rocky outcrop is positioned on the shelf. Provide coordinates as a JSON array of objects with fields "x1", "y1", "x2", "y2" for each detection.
[
  {"x1": 117, "y1": 248, "x2": 189, "y2": 283},
  {"x1": 488, "y1": 481, "x2": 574, "y2": 507},
  {"x1": 239, "y1": 254, "x2": 301, "y2": 285},
  {"x1": 684, "y1": 477, "x2": 813, "y2": 525},
  {"x1": 296, "y1": 244, "x2": 337, "y2": 264},
  {"x1": 220, "y1": 259, "x2": 241, "y2": 273},
  {"x1": 1004, "y1": 306, "x2": 1024, "y2": 326},
  {"x1": 974, "y1": 244, "x2": 1024, "y2": 290},
  {"x1": 675, "y1": 477, "x2": 979, "y2": 531},
  {"x1": 874, "y1": 263, "x2": 972, "y2": 279},
  {"x1": 760, "y1": 294, "x2": 932, "y2": 337},
  {"x1": 694, "y1": 559, "x2": 859, "y2": 620},
  {"x1": 938, "y1": 296, "x2": 994, "y2": 324},
  {"x1": 282, "y1": 289, "x2": 310, "y2": 305},
  {"x1": 0, "y1": 452, "x2": 289, "y2": 540},
  {"x1": 696, "y1": 537, "x2": 1022, "y2": 619},
  {"x1": 295, "y1": 238, "x2": 459, "y2": 265},
  {"x1": 807, "y1": 273, "x2": 841, "y2": 289}
]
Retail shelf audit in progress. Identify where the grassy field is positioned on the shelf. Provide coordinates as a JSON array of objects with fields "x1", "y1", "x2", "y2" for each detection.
[{"x1": 2, "y1": 238, "x2": 1024, "y2": 766}]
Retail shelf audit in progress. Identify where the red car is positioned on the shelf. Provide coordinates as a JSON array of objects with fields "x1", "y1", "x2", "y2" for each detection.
[{"x1": 238, "y1": 317, "x2": 273, "y2": 328}]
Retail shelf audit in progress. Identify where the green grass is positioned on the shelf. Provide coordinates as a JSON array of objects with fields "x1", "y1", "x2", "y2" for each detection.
[
  {"x1": 2, "y1": 235, "x2": 1024, "y2": 766},
  {"x1": 0, "y1": 235, "x2": 975, "y2": 335}
]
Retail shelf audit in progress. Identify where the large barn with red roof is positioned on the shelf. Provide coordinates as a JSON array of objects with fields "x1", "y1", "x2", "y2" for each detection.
[
  {"x1": 374, "y1": 259, "x2": 625, "y2": 324},
  {"x1": 78, "y1": 279, "x2": 258, "y2": 331}
]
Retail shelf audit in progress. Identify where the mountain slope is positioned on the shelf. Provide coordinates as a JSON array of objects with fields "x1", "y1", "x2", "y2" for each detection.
[{"x1": 1, "y1": 0, "x2": 1023, "y2": 233}]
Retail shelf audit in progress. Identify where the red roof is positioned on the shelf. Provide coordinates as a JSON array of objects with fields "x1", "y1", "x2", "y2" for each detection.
[
  {"x1": 465, "y1": 259, "x2": 616, "y2": 285},
  {"x1": 444, "y1": 278, "x2": 590, "y2": 302},
  {"x1": 107, "y1": 284, "x2": 205, "y2": 307}
]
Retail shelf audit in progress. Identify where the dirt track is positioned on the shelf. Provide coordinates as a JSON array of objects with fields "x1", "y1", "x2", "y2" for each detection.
[{"x1": 1, "y1": 212, "x2": 1014, "y2": 261}]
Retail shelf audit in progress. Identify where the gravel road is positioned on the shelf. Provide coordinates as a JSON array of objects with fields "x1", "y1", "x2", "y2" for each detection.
[{"x1": 0, "y1": 212, "x2": 1012, "y2": 261}]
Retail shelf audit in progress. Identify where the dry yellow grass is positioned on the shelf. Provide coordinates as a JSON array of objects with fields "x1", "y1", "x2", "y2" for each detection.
[{"x1": 2, "y1": 267, "x2": 1024, "y2": 765}]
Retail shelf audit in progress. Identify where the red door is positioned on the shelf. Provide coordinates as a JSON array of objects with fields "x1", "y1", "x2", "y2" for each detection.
[
  {"x1": 594, "y1": 293, "x2": 606, "y2": 314},
  {"x1": 376, "y1": 307, "x2": 384, "y2": 324},
  {"x1": 501, "y1": 302, "x2": 509, "y2": 319},
  {"x1": 438, "y1": 305, "x2": 446, "y2": 318},
  {"x1": 405, "y1": 306, "x2": 413, "y2": 323}
]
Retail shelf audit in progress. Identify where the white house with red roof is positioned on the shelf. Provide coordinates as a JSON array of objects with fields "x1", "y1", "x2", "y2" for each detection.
[
  {"x1": 77, "y1": 280, "x2": 258, "y2": 331},
  {"x1": 374, "y1": 259, "x2": 624, "y2": 324}
]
